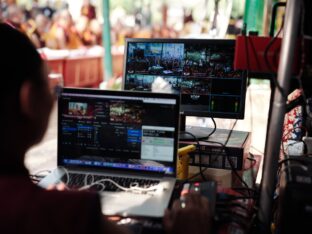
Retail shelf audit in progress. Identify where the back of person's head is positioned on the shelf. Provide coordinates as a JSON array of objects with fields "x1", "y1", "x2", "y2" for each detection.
[
  {"x1": 35, "y1": 13, "x2": 50, "y2": 33},
  {"x1": 0, "y1": 23, "x2": 53, "y2": 154},
  {"x1": 0, "y1": 23, "x2": 43, "y2": 108},
  {"x1": 58, "y1": 9, "x2": 73, "y2": 28}
]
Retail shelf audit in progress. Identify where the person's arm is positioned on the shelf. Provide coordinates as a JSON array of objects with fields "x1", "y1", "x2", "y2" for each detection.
[{"x1": 163, "y1": 193, "x2": 212, "y2": 234}]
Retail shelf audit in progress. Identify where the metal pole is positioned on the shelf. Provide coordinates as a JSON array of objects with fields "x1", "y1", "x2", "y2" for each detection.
[
  {"x1": 258, "y1": 0, "x2": 302, "y2": 232},
  {"x1": 102, "y1": 0, "x2": 113, "y2": 82}
]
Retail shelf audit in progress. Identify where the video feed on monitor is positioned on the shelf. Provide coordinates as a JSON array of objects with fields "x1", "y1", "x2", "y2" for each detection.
[
  {"x1": 110, "y1": 102, "x2": 144, "y2": 124},
  {"x1": 123, "y1": 39, "x2": 246, "y2": 119},
  {"x1": 68, "y1": 102, "x2": 88, "y2": 116}
]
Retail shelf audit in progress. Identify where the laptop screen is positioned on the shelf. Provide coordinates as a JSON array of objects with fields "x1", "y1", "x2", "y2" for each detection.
[{"x1": 58, "y1": 88, "x2": 180, "y2": 176}]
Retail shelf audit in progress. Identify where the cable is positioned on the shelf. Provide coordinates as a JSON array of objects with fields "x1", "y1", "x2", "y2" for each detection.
[
  {"x1": 242, "y1": 23, "x2": 251, "y2": 71},
  {"x1": 78, "y1": 178, "x2": 160, "y2": 194},
  {"x1": 213, "y1": 140, "x2": 252, "y2": 195},
  {"x1": 263, "y1": 18, "x2": 286, "y2": 99},
  {"x1": 231, "y1": 187, "x2": 258, "y2": 197},
  {"x1": 278, "y1": 156, "x2": 310, "y2": 166},
  {"x1": 295, "y1": 1, "x2": 312, "y2": 124},
  {"x1": 207, "y1": 117, "x2": 217, "y2": 138},
  {"x1": 180, "y1": 117, "x2": 217, "y2": 141},
  {"x1": 180, "y1": 131, "x2": 207, "y2": 181},
  {"x1": 180, "y1": 117, "x2": 218, "y2": 181},
  {"x1": 58, "y1": 167, "x2": 161, "y2": 194},
  {"x1": 246, "y1": 154, "x2": 257, "y2": 188},
  {"x1": 277, "y1": 156, "x2": 311, "y2": 180},
  {"x1": 217, "y1": 201, "x2": 250, "y2": 213},
  {"x1": 218, "y1": 195, "x2": 257, "y2": 201},
  {"x1": 247, "y1": 75, "x2": 254, "y2": 146},
  {"x1": 215, "y1": 209, "x2": 252, "y2": 230},
  {"x1": 202, "y1": 120, "x2": 253, "y2": 195}
]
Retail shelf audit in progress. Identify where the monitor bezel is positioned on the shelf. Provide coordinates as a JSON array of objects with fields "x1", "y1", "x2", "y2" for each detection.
[{"x1": 122, "y1": 37, "x2": 247, "y2": 120}]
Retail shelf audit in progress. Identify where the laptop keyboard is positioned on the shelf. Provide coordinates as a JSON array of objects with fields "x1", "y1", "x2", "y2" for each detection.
[{"x1": 63, "y1": 173, "x2": 160, "y2": 192}]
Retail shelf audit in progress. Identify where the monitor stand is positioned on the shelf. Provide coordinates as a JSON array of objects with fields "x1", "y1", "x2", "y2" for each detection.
[{"x1": 179, "y1": 115, "x2": 215, "y2": 141}]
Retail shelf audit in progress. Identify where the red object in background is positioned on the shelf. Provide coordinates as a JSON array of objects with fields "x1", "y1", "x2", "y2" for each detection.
[
  {"x1": 234, "y1": 35, "x2": 300, "y2": 74},
  {"x1": 45, "y1": 56, "x2": 103, "y2": 88}
]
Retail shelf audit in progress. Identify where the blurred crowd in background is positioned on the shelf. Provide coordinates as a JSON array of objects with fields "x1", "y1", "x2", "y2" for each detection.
[
  {"x1": 0, "y1": 0, "x2": 244, "y2": 50},
  {"x1": 0, "y1": 0, "x2": 102, "y2": 49}
]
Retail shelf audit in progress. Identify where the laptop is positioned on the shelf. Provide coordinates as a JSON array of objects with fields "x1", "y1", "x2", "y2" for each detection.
[{"x1": 39, "y1": 87, "x2": 180, "y2": 218}]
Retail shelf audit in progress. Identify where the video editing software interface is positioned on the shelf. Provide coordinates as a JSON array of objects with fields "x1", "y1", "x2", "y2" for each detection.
[
  {"x1": 123, "y1": 39, "x2": 246, "y2": 119},
  {"x1": 58, "y1": 90, "x2": 179, "y2": 175}
]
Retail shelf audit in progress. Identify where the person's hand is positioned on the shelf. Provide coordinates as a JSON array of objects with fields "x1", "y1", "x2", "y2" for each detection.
[{"x1": 163, "y1": 193, "x2": 212, "y2": 234}]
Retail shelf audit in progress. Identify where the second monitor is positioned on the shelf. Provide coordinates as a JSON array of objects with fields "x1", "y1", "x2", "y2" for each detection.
[{"x1": 122, "y1": 38, "x2": 247, "y2": 139}]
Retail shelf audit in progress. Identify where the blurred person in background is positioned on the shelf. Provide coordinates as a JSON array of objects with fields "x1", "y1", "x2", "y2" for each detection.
[
  {"x1": 81, "y1": 0, "x2": 96, "y2": 20},
  {"x1": 4, "y1": 4, "x2": 25, "y2": 31},
  {"x1": 76, "y1": 15, "x2": 102, "y2": 46},
  {"x1": 75, "y1": 15, "x2": 91, "y2": 45},
  {"x1": 45, "y1": 9, "x2": 82, "y2": 49},
  {"x1": 30, "y1": 14, "x2": 51, "y2": 48},
  {"x1": 89, "y1": 18, "x2": 102, "y2": 45},
  {"x1": 29, "y1": 0, "x2": 42, "y2": 20}
]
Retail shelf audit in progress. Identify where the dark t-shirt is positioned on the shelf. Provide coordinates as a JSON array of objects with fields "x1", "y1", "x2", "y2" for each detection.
[{"x1": 0, "y1": 167, "x2": 103, "y2": 234}]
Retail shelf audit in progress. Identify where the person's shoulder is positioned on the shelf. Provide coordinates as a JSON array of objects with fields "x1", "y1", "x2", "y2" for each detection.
[
  {"x1": 33, "y1": 189, "x2": 103, "y2": 233},
  {"x1": 0, "y1": 178, "x2": 102, "y2": 234}
]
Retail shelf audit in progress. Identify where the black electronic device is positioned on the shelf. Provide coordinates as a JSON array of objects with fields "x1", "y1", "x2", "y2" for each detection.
[
  {"x1": 122, "y1": 38, "x2": 247, "y2": 140},
  {"x1": 180, "y1": 181, "x2": 217, "y2": 215},
  {"x1": 180, "y1": 127, "x2": 251, "y2": 170},
  {"x1": 277, "y1": 156, "x2": 312, "y2": 233}
]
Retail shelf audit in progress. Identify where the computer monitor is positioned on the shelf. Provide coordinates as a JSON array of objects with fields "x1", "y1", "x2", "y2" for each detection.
[{"x1": 122, "y1": 38, "x2": 247, "y2": 140}]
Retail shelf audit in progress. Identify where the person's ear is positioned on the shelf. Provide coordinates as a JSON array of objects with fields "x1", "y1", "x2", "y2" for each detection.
[{"x1": 19, "y1": 80, "x2": 37, "y2": 120}]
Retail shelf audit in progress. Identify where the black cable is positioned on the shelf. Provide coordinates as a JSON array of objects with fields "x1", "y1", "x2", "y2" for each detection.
[
  {"x1": 215, "y1": 211, "x2": 250, "y2": 229},
  {"x1": 246, "y1": 156, "x2": 256, "y2": 188},
  {"x1": 180, "y1": 117, "x2": 217, "y2": 141},
  {"x1": 216, "y1": 201, "x2": 250, "y2": 212},
  {"x1": 202, "y1": 120, "x2": 253, "y2": 196},
  {"x1": 296, "y1": 1, "x2": 310, "y2": 119},
  {"x1": 204, "y1": 138, "x2": 251, "y2": 192},
  {"x1": 218, "y1": 195, "x2": 257, "y2": 201},
  {"x1": 264, "y1": 19, "x2": 286, "y2": 99},
  {"x1": 278, "y1": 156, "x2": 310, "y2": 166},
  {"x1": 180, "y1": 117, "x2": 218, "y2": 181},
  {"x1": 206, "y1": 117, "x2": 217, "y2": 139},
  {"x1": 231, "y1": 187, "x2": 257, "y2": 192},
  {"x1": 183, "y1": 166, "x2": 208, "y2": 182},
  {"x1": 270, "y1": 2, "x2": 286, "y2": 37},
  {"x1": 217, "y1": 196, "x2": 259, "y2": 232},
  {"x1": 181, "y1": 131, "x2": 207, "y2": 181},
  {"x1": 243, "y1": 23, "x2": 251, "y2": 72}
]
